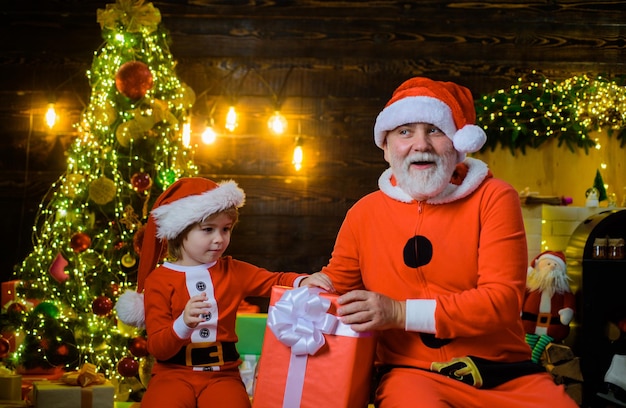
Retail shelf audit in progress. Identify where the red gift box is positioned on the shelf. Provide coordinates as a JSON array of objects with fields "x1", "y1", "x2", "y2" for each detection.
[
  {"x1": 1, "y1": 280, "x2": 21, "y2": 309},
  {"x1": 252, "y1": 286, "x2": 377, "y2": 408},
  {"x1": 1, "y1": 280, "x2": 38, "y2": 313}
]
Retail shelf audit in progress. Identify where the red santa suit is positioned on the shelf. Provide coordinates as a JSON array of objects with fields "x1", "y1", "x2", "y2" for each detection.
[
  {"x1": 321, "y1": 159, "x2": 578, "y2": 408},
  {"x1": 141, "y1": 258, "x2": 304, "y2": 407},
  {"x1": 144, "y1": 258, "x2": 303, "y2": 370}
]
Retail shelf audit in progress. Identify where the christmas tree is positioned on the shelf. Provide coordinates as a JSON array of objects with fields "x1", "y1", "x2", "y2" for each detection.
[{"x1": 1, "y1": 0, "x2": 197, "y2": 391}]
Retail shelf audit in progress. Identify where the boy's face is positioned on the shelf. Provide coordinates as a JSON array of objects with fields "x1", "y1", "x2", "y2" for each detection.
[{"x1": 178, "y1": 212, "x2": 233, "y2": 266}]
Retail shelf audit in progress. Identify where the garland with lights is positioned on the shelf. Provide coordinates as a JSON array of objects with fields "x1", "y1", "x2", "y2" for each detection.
[
  {"x1": 1, "y1": 0, "x2": 197, "y2": 396},
  {"x1": 476, "y1": 72, "x2": 626, "y2": 155}
]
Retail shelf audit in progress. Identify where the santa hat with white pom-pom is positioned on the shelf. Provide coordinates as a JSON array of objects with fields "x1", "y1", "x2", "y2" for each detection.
[
  {"x1": 373, "y1": 77, "x2": 487, "y2": 162},
  {"x1": 115, "y1": 177, "x2": 245, "y2": 328}
]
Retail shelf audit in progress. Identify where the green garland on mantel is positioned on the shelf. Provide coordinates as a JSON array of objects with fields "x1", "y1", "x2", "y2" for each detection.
[{"x1": 476, "y1": 72, "x2": 626, "y2": 155}]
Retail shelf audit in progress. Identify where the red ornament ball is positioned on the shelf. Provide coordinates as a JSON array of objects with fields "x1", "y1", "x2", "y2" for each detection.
[
  {"x1": 0, "y1": 337, "x2": 10, "y2": 358},
  {"x1": 117, "y1": 356, "x2": 140, "y2": 377},
  {"x1": 70, "y1": 232, "x2": 91, "y2": 253},
  {"x1": 131, "y1": 172, "x2": 153, "y2": 193},
  {"x1": 92, "y1": 296, "x2": 113, "y2": 316},
  {"x1": 129, "y1": 336, "x2": 149, "y2": 358},
  {"x1": 115, "y1": 61, "x2": 154, "y2": 100},
  {"x1": 6, "y1": 302, "x2": 26, "y2": 316}
]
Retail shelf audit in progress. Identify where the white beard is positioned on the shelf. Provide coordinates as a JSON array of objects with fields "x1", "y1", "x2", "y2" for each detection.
[
  {"x1": 391, "y1": 150, "x2": 457, "y2": 201},
  {"x1": 527, "y1": 266, "x2": 572, "y2": 297}
]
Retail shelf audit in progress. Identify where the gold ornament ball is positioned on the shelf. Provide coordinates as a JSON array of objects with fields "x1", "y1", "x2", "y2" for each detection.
[
  {"x1": 121, "y1": 253, "x2": 136, "y2": 268},
  {"x1": 89, "y1": 177, "x2": 117, "y2": 205}
]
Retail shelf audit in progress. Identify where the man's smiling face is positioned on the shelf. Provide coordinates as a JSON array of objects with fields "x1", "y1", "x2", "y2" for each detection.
[{"x1": 383, "y1": 122, "x2": 457, "y2": 201}]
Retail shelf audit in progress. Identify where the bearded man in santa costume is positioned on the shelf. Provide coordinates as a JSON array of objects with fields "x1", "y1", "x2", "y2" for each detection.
[{"x1": 319, "y1": 77, "x2": 578, "y2": 407}]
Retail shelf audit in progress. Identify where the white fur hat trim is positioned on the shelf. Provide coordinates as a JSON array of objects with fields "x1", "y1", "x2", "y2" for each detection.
[
  {"x1": 115, "y1": 290, "x2": 145, "y2": 329},
  {"x1": 151, "y1": 180, "x2": 245, "y2": 240}
]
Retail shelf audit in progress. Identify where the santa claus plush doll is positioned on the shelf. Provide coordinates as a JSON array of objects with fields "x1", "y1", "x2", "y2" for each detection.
[{"x1": 521, "y1": 250, "x2": 576, "y2": 363}]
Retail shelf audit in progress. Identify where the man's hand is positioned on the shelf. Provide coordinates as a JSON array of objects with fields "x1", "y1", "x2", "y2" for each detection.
[{"x1": 337, "y1": 290, "x2": 405, "y2": 332}]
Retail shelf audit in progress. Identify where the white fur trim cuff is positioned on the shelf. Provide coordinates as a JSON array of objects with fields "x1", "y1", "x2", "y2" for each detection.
[
  {"x1": 173, "y1": 313, "x2": 194, "y2": 339},
  {"x1": 405, "y1": 299, "x2": 436, "y2": 333}
]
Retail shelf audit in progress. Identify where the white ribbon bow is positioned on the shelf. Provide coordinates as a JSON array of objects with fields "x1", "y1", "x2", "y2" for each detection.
[{"x1": 268, "y1": 286, "x2": 338, "y2": 356}]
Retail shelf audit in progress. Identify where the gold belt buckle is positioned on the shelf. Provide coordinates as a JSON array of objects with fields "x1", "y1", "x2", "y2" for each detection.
[
  {"x1": 537, "y1": 313, "x2": 551, "y2": 327},
  {"x1": 185, "y1": 342, "x2": 224, "y2": 367}
]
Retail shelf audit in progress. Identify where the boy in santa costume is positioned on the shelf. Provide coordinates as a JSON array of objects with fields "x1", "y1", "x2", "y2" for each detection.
[
  {"x1": 116, "y1": 177, "x2": 331, "y2": 407},
  {"x1": 320, "y1": 77, "x2": 578, "y2": 407}
]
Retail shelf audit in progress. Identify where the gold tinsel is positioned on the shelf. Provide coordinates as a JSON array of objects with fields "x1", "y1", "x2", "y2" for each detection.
[{"x1": 97, "y1": 0, "x2": 161, "y2": 33}]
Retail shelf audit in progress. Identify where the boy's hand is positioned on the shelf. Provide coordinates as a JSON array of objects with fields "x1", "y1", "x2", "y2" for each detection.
[
  {"x1": 299, "y1": 272, "x2": 335, "y2": 293},
  {"x1": 183, "y1": 292, "x2": 211, "y2": 328}
]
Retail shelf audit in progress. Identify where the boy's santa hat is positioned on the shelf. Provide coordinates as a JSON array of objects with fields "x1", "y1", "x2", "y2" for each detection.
[
  {"x1": 373, "y1": 77, "x2": 487, "y2": 162},
  {"x1": 115, "y1": 177, "x2": 245, "y2": 328},
  {"x1": 529, "y1": 250, "x2": 567, "y2": 272}
]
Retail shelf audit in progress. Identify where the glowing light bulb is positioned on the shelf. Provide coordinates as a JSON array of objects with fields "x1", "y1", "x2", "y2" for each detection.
[
  {"x1": 225, "y1": 106, "x2": 238, "y2": 132},
  {"x1": 202, "y1": 125, "x2": 217, "y2": 144},
  {"x1": 292, "y1": 144, "x2": 303, "y2": 171},
  {"x1": 268, "y1": 111, "x2": 287, "y2": 135},
  {"x1": 45, "y1": 103, "x2": 57, "y2": 128},
  {"x1": 182, "y1": 121, "x2": 191, "y2": 147}
]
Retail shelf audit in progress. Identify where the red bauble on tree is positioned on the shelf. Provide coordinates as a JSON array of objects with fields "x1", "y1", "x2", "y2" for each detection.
[
  {"x1": 6, "y1": 302, "x2": 26, "y2": 317},
  {"x1": 0, "y1": 337, "x2": 10, "y2": 358},
  {"x1": 115, "y1": 61, "x2": 154, "y2": 100},
  {"x1": 131, "y1": 171, "x2": 153, "y2": 193},
  {"x1": 92, "y1": 296, "x2": 113, "y2": 316},
  {"x1": 117, "y1": 356, "x2": 140, "y2": 377},
  {"x1": 70, "y1": 232, "x2": 91, "y2": 253},
  {"x1": 129, "y1": 336, "x2": 148, "y2": 357}
]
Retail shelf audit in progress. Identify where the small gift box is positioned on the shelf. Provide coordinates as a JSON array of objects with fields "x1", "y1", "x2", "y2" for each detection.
[
  {"x1": 239, "y1": 354, "x2": 260, "y2": 397},
  {"x1": 0, "y1": 365, "x2": 22, "y2": 401},
  {"x1": 235, "y1": 313, "x2": 268, "y2": 356},
  {"x1": 31, "y1": 381, "x2": 81, "y2": 407},
  {"x1": 1, "y1": 280, "x2": 20, "y2": 309},
  {"x1": 30, "y1": 363, "x2": 114, "y2": 408},
  {"x1": 31, "y1": 380, "x2": 114, "y2": 408},
  {"x1": 252, "y1": 286, "x2": 377, "y2": 408}
]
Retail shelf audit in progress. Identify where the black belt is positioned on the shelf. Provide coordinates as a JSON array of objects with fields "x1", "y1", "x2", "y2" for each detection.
[
  {"x1": 160, "y1": 341, "x2": 239, "y2": 367},
  {"x1": 521, "y1": 311, "x2": 561, "y2": 326},
  {"x1": 377, "y1": 356, "x2": 544, "y2": 389}
]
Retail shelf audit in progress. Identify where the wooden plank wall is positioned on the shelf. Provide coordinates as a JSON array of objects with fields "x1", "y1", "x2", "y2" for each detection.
[{"x1": 1, "y1": 0, "x2": 625, "y2": 281}]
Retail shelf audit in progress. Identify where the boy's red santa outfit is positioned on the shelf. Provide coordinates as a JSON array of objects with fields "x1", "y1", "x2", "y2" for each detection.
[
  {"x1": 116, "y1": 178, "x2": 306, "y2": 407},
  {"x1": 320, "y1": 77, "x2": 578, "y2": 407}
]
